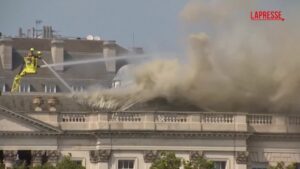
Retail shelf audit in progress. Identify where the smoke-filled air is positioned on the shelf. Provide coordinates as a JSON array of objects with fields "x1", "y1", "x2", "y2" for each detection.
[{"x1": 72, "y1": 0, "x2": 300, "y2": 113}]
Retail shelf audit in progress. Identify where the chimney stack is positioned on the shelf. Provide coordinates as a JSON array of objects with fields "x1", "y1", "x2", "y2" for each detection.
[
  {"x1": 0, "y1": 38, "x2": 13, "y2": 70},
  {"x1": 103, "y1": 40, "x2": 117, "y2": 72},
  {"x1": 51, "y1": 39, "x2": 64, "y2": 71}
]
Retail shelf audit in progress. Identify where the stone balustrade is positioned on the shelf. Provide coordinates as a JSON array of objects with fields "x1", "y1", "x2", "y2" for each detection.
[
  {"x1": 57, "y1": 111, "x2": 300, "y2": 133},
  {"x1": 60, "y1": 113, "x2": 87, "y2": 123},
  {"x1": 59, "y1": 113, "x2": 90, "y2": 130},
  {"x1": 247, "y1": 114, "x2": 272, "y2": 125},
  {"x1": 200, "y1": 113, "x2": 233, "y2": 123}
]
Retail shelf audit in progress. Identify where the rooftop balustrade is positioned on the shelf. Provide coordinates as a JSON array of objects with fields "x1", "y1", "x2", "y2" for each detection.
[{"x1": 58, "y1": 111, "x2": 300, "y2": 133}]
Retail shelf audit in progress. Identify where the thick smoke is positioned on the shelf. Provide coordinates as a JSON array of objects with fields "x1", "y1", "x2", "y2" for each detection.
[{"x1": 73, "y1": 0, "x2": 300, "y2": 113}]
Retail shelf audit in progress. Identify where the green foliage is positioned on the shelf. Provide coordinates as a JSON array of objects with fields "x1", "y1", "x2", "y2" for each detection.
[
  {"x1": 8, "y1": 156, "x2": 84, "y2": 169},
  {"x1": 56, "y1": 156, "x2": 85, "y2": 169},
  {"x1": 30, "y1": 163, "x2": 56, "y2": 169},
  {"x1": 13, "y1": 162, "x2": 27, "y2": 169},
  {"x1": 150, "y1": 152, "x2": 182, "y2": 169},
  {"x1": 183, "y1": 156, "x2": 214, "y2": 169},
  {"x1": 268, "y1": 161, "x2": 296, "y2": 169},
  {"x1": 150, "y1": 152, "x2": 214, "y2": 169},
  {"x1": 0, "y1": 163, "x2": 5, "y2": 169}
]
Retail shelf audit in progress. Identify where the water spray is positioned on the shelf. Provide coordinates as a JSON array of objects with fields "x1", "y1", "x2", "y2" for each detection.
[
  {"x1": 40, "y1": 55, "x2": 144, "y2": 68},
  {"x1": 41, "y1": 59, "x2": 74, "y2": 93}
]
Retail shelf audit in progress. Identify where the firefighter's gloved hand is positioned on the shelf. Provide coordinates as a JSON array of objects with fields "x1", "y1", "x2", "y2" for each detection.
[{"x1": 37, "y1": 51, "x2": 42, "y2": 59}]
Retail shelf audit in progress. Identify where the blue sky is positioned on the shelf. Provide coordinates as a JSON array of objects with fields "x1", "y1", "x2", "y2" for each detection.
[
  {"x1": 0, "y1": 0, "x2": 187, "y2": 52},
  {"x1": 0, "y1": 0, "x2": 297, "y2": 53}
]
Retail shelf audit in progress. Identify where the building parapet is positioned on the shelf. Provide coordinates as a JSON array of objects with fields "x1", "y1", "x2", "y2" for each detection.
[{"x1": 58, "y1": 111, "x2": 300, "y2": 133}]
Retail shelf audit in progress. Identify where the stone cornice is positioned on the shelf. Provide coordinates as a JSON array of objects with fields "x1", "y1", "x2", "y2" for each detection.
[
  {"x1": 0, "y1": 131, "x2": 60, "y2": 136},
  {"x1": 249, "y1": 133, "x2": 300, "y2": 140},
  {"x1": 63, "y1": 130, "x2": 251, "y2": 139}
]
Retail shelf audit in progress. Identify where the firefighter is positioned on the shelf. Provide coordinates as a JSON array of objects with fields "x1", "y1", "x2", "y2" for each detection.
[{"x1": 11, "y1": 48, "x2": 42, "y2": 92}]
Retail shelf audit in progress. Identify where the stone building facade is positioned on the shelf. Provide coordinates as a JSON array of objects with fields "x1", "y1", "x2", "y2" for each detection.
[{"x1": 0, "y1": 38, "x2": 300, "y2": 169}]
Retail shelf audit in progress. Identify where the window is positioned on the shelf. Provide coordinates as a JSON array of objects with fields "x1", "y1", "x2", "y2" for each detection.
[
  {"x1": 0, "y1": 84, "x2": 6, "y2": 93},
  {"x1": 71, "y1": 85, "x2": 84, "y2": 92},
  {"x1": 19, "y1": 84, "x2": 31, "y2": 92},
  {"x1": 112, "y1": 80, "x2": 121, "y2": 88},
  {"x1": 252, "y1": 162, "x2": 267, "y2": 169},
  {"x1": 214, "y1": 161, "x2": 226, "y2": 169},
  {"x1": 118, "y1": 160, "x2": 134, "y2": 169},
  {"x1": 44, "y1": 84, "x2": 57, "y2": 93},
  {"x1": 72, "y1": 160, "x2": 82, "y2": 166}
]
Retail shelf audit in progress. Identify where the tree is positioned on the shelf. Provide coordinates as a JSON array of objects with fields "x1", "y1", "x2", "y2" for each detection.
[
  {"x1": 183, "y1": 156, "x2": 214, "y2": 169},
  {"x1": 268, "y1": 161, "x2": 296, "y2": 169},
  {"x1": 2, "y1": 156, "x2": 85, "y2": 169},
  {"x1": 56, "y1": 156, "x2": 85, "y2": 169},
  {"x1": 13, "y1": 162, "x2": 27, "y2": 169},
  {"x1": 150, "y1": 152, "x2": 181, "y2": 169},
  {"x1": 30, "y1": 163, "x2": 56, "y2": 169},
  {"x1": 0, "y1": 163, "x2": 5, "y2": 169}
]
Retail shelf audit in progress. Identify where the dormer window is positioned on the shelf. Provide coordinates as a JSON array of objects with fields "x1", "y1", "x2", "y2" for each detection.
[
  {"x1": 19, "y1": 83, "x2": 31, "y2": 93},
  {"x1": 71, "y1": 85, "x2": 85, "y2": 92},
  {"x1": 112, "y1": 80, "x2": 121, "y2": 88},
  {"x1": 0, "y1": 83, "x2": 6, "y2": 93},
  {"x1": 44, "y1": 84, "x2": 57, "y2": 93}
]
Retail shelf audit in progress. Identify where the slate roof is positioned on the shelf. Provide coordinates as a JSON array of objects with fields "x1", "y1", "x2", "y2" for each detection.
[{"x1": 0, "y1": 38, "x2": 129, "y2": 92}]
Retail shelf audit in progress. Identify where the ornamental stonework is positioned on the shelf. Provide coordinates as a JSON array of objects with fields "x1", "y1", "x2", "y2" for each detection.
[
  {"x1": 3, "y1": 150, "x2": 17, "y2": 162},
  {"x1": 236, "y1": 151, "x2": 248, "y2": 164},
  {"x1": 89, "y1": 150, "x2": 111, "y2": 163},
  {"x1": 143, "y1": 150, "x2": 158, "y2": 163},
  {"x1": 189, "y1": 151, "x2": 203, "y2": 161},
  {"x1": 31, "y1": 150, "x2": 45, "y2": 164},
  {"x1": 46, "y1": 150, "x2": 60, "y2": 163},
  {"x1": 89, "y1": 150, "x2": 99, "y2": 163}
]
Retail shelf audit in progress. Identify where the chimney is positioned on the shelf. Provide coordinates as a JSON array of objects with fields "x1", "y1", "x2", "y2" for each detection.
[
  {"x1": 51, "y1": 39, "x2": 64, "y2": 71},
  {"x1": 103, "y1": 40, "x2": 117, "y2": 72},
  {"x1": 0, "y1": 38, "x2": 13, "y2": 70},
  {"x1": 131, "y1": 47, "x2": 144, "y2": 55}
]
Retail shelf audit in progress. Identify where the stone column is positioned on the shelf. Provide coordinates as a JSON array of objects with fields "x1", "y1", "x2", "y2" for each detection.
[
  {"x1": 235, "y1": 151, "x2": 248, "y2": 169},
  {"x1": 103, "y1": 40, "x2": 117, "y2": 72},
  {"x1": 0, "y1": 38, "x2": 13, "y2": 70},
  {"x1": 3, "y1": 150, "x2": 17, "y2": 169},
  {"x1": 51, "y1": 39, "x2": 64, "y2": 71},
  {"x1": 46, "y1": 150, "x2": 60, "y2": 166},
  {"x1": 31, "y1": 150, "x2": 45, "y2": 167}
]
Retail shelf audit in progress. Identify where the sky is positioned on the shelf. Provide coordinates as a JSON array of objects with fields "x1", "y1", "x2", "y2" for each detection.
[{"x1": 0, "y1": 0, "x2": 188, "y2": 52}]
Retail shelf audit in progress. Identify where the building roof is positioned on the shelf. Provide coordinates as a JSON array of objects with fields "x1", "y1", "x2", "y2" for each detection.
[{"x1": 0, "y1": 38, "x2": 129, "y2": 92}]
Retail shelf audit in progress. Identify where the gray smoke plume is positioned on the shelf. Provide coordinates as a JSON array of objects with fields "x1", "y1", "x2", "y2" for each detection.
[{"x1": 73, "y1": 0, "x2": 300, "y2": 113}]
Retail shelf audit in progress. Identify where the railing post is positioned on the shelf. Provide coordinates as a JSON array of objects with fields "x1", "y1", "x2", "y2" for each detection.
[
  {"x1": 144, "y1": 112, "x2": 155, "y2": 130},
  {"x1": 190, "y1": 113, "x2": 201, "y2": 131},
  {"x1": 273, "y1": 114, "x2": 287, "y2": 133},
  {"x1": 235, "y1": 113, "x2": 247, "y2": 132},
  {"x1": 98, "y1": 112, "x2": 109, "y2": 130}
]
